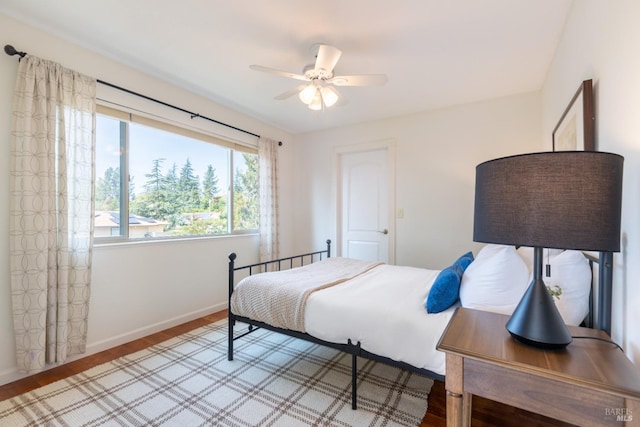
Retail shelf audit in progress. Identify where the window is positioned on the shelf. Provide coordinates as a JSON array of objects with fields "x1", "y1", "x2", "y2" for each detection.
[{"x1": 94, "y1": 107, "x2": 259, "y2": 241}]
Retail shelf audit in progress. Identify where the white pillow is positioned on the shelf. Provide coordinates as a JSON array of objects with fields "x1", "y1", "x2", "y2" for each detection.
[
  {"x1": 459, "y1": 245, "x2": 530, "y2": 315},
  {"x1": 516, "y1": 247, "x2": 591, "y2": 326},
  {"x1": 544, "y1": 250, "x2": 591, "y2": 326}
]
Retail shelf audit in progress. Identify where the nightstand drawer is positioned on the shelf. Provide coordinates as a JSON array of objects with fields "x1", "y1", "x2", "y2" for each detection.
[{"x1": 464, "y1": 357, "x2": 626, "y2": 426}]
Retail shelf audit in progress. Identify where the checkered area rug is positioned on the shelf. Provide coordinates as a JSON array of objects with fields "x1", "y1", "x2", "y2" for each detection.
[{"x1": 0, "y1": 321, "x2": 432, "y2": 426}]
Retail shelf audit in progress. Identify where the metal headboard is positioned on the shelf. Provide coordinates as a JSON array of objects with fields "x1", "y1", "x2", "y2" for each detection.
[{"x1": 583, "y1": 251, "x2": 614, "y2": 335}]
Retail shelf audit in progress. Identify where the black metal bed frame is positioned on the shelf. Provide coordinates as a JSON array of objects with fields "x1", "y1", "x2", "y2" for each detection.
[
  {"x1": 227, "y1": 240, "x2": 614, "y2": 410},
  {"x1": 227, "y1": 239, "x2": 444, "y2": 410},
  {"x1": 582, "y1": 251, "x2": 614, "y2": 335}
]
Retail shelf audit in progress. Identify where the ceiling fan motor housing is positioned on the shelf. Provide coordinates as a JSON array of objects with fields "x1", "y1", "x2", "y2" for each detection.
[{"x1": 303, "y1": 63, "x2": 333, "y2": 80}]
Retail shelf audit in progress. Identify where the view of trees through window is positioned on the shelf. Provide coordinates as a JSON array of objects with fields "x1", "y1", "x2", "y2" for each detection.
[{"x1": 94, "y1": 113, "x2": 259, "y2": 240}]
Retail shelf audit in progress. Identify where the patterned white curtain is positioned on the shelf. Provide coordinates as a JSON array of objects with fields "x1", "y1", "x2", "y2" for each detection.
[
  {"x1": 10, "y1": 55, "x2": 96, "y2": 373},
  {"x1": 258, "y1": 136, "x2": 279, "y2": 262}
]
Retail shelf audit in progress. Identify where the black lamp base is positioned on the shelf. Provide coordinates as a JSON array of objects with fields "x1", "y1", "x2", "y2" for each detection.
[{"x1": 506, "y1": 278, "x2": 572, "y2": 350}]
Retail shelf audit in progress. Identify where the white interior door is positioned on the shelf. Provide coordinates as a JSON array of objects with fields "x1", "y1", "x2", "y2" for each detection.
[{"x1": 339, "y1": 148, "x2": 392, "y2": 263}]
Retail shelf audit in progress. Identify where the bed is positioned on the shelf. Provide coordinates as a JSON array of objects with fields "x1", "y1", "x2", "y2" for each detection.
[{"x1": 227, "y1": 240, "x2": 614, "y2": 409}]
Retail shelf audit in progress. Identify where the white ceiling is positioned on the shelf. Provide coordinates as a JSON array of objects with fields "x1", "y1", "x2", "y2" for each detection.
[{"x1": 1, "y1": 0, "x2": 572, "y2": 134}]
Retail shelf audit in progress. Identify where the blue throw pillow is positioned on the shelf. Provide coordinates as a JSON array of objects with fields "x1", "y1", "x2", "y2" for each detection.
[
  {"x1": 453, "y1": 251, "x2": 474, "y2": 272},
  {"x1": 426, "y1": 263, "x2": 464, "y2": 313}
]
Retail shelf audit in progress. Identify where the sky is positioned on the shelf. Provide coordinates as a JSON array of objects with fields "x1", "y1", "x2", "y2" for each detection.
[{"x1": 95, "y1": 115, "x2": 231, "y2": 196}]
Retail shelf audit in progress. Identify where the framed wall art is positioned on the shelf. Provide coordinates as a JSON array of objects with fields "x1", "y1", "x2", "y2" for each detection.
[{"x1": 552, "y1": 79, "x2": 595, "y2": 151}]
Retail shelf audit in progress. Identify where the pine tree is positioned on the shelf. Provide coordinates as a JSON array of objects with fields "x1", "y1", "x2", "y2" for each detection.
[
  {"x1": 202, "y1": 164, "x2": 219, "y2": 210},
  {"x1": 165, "y1": 163, "x2": 179, "y2": 194},
  {"x1": 144, "y1": 158, "x2": 166, "y2": 193},
  {"x1": 131, "y1": 158, "x2": 178, "y2": 226},
  {"x1": 95, "y1": 166, "x2": 120, "y2": 211},
  {"x1": 178, "y1": 158, "x2": 201, "y2": 212}
]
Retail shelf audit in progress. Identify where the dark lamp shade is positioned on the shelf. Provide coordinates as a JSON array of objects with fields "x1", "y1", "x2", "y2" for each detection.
[{"x1": 474, "y1": 151, "x2": 623, "y2": 252}]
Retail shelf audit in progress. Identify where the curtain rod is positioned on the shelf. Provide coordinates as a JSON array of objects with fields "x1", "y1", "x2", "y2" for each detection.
[{"x1": 4, "y1": 44, "x2": 283, "y2": 146}]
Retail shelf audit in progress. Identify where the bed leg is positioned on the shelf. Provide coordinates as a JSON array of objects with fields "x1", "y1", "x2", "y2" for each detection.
[
  {"x1": 352, "y1": 351, "x2": 357, "y2": 409},
  {"x1": 228, "y1": 252, "x2": 237, "y2": 361},
  {"x1": 228, "y1": 315, "x2": 235, "y2": 361},
  {"x1": 348, "y1": 339, "x2": 360, "y2": 410}
]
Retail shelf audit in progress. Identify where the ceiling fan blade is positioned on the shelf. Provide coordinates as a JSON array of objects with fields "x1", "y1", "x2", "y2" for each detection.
[
  {"x1": 274, "y1": 84, "x2": 307, "y2": 100},
  {"x1": 328, "y1": 74, "x2": 388, "y2": 86},
  {"x1": 314, "y1": 44, "x2": 342, "y2": 73},
  {"x1": 250, "y1": 64, "x2": 309, "y2": 81}
]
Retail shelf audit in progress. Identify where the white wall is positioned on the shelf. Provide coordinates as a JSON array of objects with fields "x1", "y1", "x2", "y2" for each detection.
[
  {"x1": 541, "y1": 0, "x2": 640, "y2": 363},
  {"x1": 0, "y1": 13, "x2": 295, "y2": 385},
  {"x1": 292, "y1": 92, "x2": 541, "y2": 269}
]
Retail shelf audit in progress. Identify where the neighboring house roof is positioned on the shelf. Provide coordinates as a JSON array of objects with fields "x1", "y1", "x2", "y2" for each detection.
[{"x1": 94, "y1": 211, "x2": 168, "y2": 227}]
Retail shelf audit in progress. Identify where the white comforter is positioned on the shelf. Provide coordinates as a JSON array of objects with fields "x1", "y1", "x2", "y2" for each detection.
[
  {"x1": 231, "y1": 258, "x2": 381, "y2": 332},
  {"x1": 304, "y1": 264, "x2": 456, "y2": 376}
]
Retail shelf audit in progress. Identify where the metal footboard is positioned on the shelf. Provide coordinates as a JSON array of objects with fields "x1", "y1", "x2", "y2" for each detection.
[{"x1": 227, "y1": 240, "x2": 332, "y2": 363}]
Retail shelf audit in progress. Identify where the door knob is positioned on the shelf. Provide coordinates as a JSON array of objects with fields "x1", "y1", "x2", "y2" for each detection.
[{"x1": 379, "y1": 229, "x2": 388, "y2": 235}]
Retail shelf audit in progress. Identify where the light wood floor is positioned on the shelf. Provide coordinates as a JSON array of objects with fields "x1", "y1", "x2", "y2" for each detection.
[{"x1": 0, "y1": 310, "x2": 572, "y2": 426}]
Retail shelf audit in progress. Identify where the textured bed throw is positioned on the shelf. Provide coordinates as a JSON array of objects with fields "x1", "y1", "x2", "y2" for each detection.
[
  {"x1": 230, "y1": 257, "x2": 382, "y2": 331},
  {"x1": 0, "y1": 321, "x2": 432, "y2": 426}
]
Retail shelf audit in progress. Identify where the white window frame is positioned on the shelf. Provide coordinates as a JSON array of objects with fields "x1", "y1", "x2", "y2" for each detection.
[{"x1": 94, "y1": 103, "x2": 259, "y2": 244}]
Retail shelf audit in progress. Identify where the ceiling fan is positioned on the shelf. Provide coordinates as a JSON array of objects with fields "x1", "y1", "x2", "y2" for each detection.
[{"x1": 250, "y1": 44, "x2": 387, "y2": 110}]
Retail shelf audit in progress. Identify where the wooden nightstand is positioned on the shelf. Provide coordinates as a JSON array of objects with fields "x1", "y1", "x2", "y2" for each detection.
[{"x1": 436, "y1": 307, "x2": 640, "y2": 426}]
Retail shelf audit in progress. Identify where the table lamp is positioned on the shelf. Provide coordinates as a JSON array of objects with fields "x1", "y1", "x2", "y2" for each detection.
[{"x1": 473, "y1": 151, "x2": 623, "y2": 349}]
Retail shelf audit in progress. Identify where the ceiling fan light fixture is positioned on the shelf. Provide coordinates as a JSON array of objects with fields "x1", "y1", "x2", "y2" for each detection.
[
  {"x1": 298, "y1": 84, "x2": 317, "y2": 104},
  {"x1": 308, "y1": 89, "x2": 323, "y2": 110},
  {"x1": 320, "y1": 86, "x2": 339, "y2": 107}
]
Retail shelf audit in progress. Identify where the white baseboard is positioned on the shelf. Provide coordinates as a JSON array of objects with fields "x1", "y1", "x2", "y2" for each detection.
[{"x1": 0, "y1": 303, "x2": 227, "y2": 387}]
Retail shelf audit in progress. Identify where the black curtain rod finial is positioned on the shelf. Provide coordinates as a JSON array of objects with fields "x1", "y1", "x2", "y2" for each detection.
[{"x1": 4, "y1": 44, "x2": 27, "y2": 58}]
